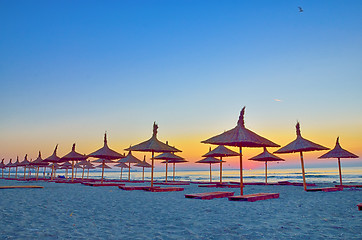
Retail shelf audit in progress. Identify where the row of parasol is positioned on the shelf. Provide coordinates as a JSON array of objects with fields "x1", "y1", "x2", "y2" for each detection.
[{"x1": 0, "y1": 107, "x2": 358, "y2": 195}]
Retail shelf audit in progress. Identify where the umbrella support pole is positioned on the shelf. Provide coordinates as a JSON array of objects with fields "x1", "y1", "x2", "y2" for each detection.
[
  {"x1": 66, "y1": 169, "x2": 68, "y2": 179},
  {"x1": 43, "y1": 167, "x2": 46, "y2": 179},
  {"x1": 220, "y1": 157, "x2": 223, "y2": 184},
  {"x1": 8, "y1": 168, "x2": 10, "y2": 178},
  {"x1": 75, "y1": 166, "x2": 78, "y2": 180},
  {"x1": 82, "y1": 167, "x2": 85, "y2": 181},
  {"x1": 15, "y1": 167, "x2": 18, "y2": 179},
  {"x1": 142, "y1": 167, "x2": 144, "y2": 181},
  {"x1": 265, "y1": 161, "x2": 268, "y2": 184},
  {"x1": 300, "y1": 152, "x2": 307, "y2": 191},
  {"x1": 239, "y1": 147, "x2": 244, "y2": 195},
  {"x1": 209, "y1": 163, "x2": 212, "y2": 182},
  {"x1": 128, "y1": 163, "x2": 131, "y2": 181},
  {"x1": 151, "y1": 151, "x2": 154, "y2": 188},
  {"x1": 24, "y1": 167, "x2": 26, "y2": 180},
  {"x1": 337, "y1": 158, "x2": 343, "y2": 186},
  {"x1": 165, "y1": 161, "x2": 168, "y2": 183},
  {"x1": 87, "y1": 169, "x2": 89, "y2": 179},
  {"x1": 120, "y1": 168, "x2": 123, "y2": 180},
  {"x1": 50, "y1": 166, "x2": 54, "y2": 180},
  {"x1": 71, "y1": 161, "x2": 74, "y2": 182},
  {"x1": 101, "y1": 162, "x2": 105, "y2": 184},
  {"x1": 173, "y1": 163, "x2": 175, "y2": 181},
  {"x1": 36, "y1": 167, "x2": 39, "y2": 181}
]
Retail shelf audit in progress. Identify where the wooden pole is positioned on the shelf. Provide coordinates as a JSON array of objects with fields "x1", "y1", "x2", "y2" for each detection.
[
  {"x1": 23, "y1": 166, "x2": 26, "y2": 180},
  {"x1": 165, "y1": 160, "x2": 168, "y2": 182},
  {"x1": 8, "y1": 167, "x2": 11, "y2": 178},
  {"x1": 142, "y1": 167, "x2": 144, "y2": 181},
  {"x1": 75, "y1": 165, "x2": 78, "y2": 179},
  {"x1": 15, "y1": 167, "x2": 18, "y2": 179},
  {"x1": 265, "y1": 161, "x2": 268, "y2": 184},
  {"x1": 120, "y1": 167, "x2": 123, "y2": 180},
  {"x1": 337, "y1": 158, "x2": 343, "y2": 186},
  {"x1": 239, "y1": 146, "x2": 243, "y2": 195},
  {"x1": 173, "y1": 163, "x2": 175, "y2": 181},
  {"x1": 101, "y1": 161, "x2": 105, "y2": 184},
  {"x1": 87, "y1": 168, "x2": 90, "y2": 179},
  {"x1": 128, "y1": 162, "x2": 131, "y2": 181},
  {"x1": 300, "y1": 151, "x2": 307, "y2": 191},
  {"x1": 65, "y1": 169, "x2": 68, "y2": 179},
  {"x1": 36, "y1": 166, "x2": 39, "y2": 181},
  {"x1": 51, "y1": 165, "x2": 54, "y2": 180},
  {"x1": 151, "y1": 151, "x2": 154, "y2": 188},
  {"x1": 220, "y1": 157, "x2": 223, "y2": 184},
  {"x1": 43, "y1": 167, "x2": 46, "y2": 179},
  {"x1": 71, "y1": 161, "x2": 75, "y2": 182},
  {"x1": 82, "y1": 167, "x2": 85, "y2": 181},
  {"x1": 209, "y1": 163, "x2": 212, "y2": 182}
]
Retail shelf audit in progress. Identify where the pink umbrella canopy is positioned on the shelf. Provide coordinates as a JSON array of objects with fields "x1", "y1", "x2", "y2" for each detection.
[
  {"x1": 249, "y1": 147, "x2": 285, "y2": 184},
  {"x1": 318, "y1": 137, "x2": 359, "y2": 185},
  {"x1": 202, "y1": 107, "x2": 279, "y2": 194},
  {"x1": 274, "y1": 122, "x2": 329, "y2": 190},
  {"x1": 125, "y1": 122, "x2": 181, "y2": 187},
  {"x1": 92, "y1": 158, "x2": 116, "y2": 163},
  {"x1": 95, "y1": 163, "x2": 112, "y2": 169},
  {"x1": 31, "y1": 151, "x2": 49, "y2": 167},
  {"x1": 18, "y1": 154, "x2": 31, "y2": 167},
  {"x1": 196, "y1": 157, "x2": 224, "y2": 182},
  {"x1": 0, "y1": 159, "x2": 5, "y2": 168},
  {"x1": 60, "y1": 161, "x2": 73, "y2": 169},
  {"x1": 114, "y1": 162, "x2": 130, "y2": 168},
  {"x1": 88, "y1": 133, "x2": 124, "y2": 183}
]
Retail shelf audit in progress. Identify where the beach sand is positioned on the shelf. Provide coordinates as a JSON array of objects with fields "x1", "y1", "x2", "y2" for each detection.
[{"x1": 0, "y1": 179, "x2": 361, "y2": 239}]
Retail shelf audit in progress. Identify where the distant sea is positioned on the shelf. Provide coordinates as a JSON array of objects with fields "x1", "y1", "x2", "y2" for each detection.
[{"x1": 77, "y1": 166, "x2": 362, "y2": 184}]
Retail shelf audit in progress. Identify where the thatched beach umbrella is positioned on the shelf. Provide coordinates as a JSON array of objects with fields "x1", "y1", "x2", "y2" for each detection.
[
  {"x1": 76, "y1": 160, "x2": 92, "y2": 180},
  {"x1": 13, "y1": 156, "x2": 20, "y2": 179},
  {"x1": 49, "y1": 163, "x2": 60, "y2": 178},
  {"x1": 118, "y1": 151, "x2": 142, "y2": 181},
  {"x1": 161, "y1": 158, "x2": 188, "y2": 181},
  {"x1": 249, "y1": 147, "x2": 285, "y2": 184},
  {"x1": 274, "y1": 122, "x2": 329, "y2": 191},
  {"x1": 59, "y1": 143, "x2": 87, "y2": 182},
  {"x1": 203, "y1": 146, "x2": 238, "y2": 184},
  {"x1": 126, "y1": 122, "x2": 181, "y2": 188},
  {"x1": 196, "y1": 157, "x2": 223, "y2": 182},
  {"x1": 60, "y1": 162, "x2": 72, "y2": 179},
  {"x1": 114, "y1": 162, "x2": 130, "y2": 180},
  {"x1": 6, "y1": 159, "x2": 13, "y2": 178},
  {"x1": 318, "y1": 137, "x2": 358, "y2": 186},
  {"x1": 30, "y1": 151, "x2": 49, "y2": 181},
  {"x1": 202, "y1": 107, "x2": 280, "y2": 195},
  {"x1": 44, "y1": 145, "x2": 61, "y2": 180},
  {"x1": 18, "y1": 155, "x2": 31, "y2": 180},
  {"x1": 134, "y1": 155, "x2": 152, "y2": 181},
  {"x1": 88, "y1": 133, "x2": 124, "y2": 183},
  {"x1": 0, "y1": 159, "x2": 5, "y2": 178},
  {"x1": 155, "y1": 152, "x2": 184, "y2": 182}
]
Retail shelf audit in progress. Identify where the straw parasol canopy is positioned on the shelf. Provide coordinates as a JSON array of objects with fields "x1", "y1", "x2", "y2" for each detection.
[
  {"x1": 95, "y1": 163, "x2": 111, "y2": 169},
  {"x1": 134, "y1": 155, "x2": 152, "y2": 181},
  {"x1": 88, "y1": 133, "x2": 124, "y2": 183},
  {"x1": 318, "y1": 137, "x2": 359, "y2": 185},
  {"x1": 274, "y1": 122, "x2": 329, "y2": 190},
  {"x1": 155, "y1": 152, "x2": 184, "y2": 182},
  {"x1": 202, "y1": 107, "x2": 279, "y2": 194},
  {"x1": 249, "y1": 147, "x2": 285, "y2": 184},
  {"x1": 44, "y1": 145, "x2": 61, "y2": 180},
  {"x1": 59, "y1": 143, "x2": 88, "y2": 182},
  {"x1": 203, "y1": 146, "x2": 238, "y2": 184},
  {"x1": 118, "y1": 151, "x2": 142, "y2": 181},
  {"x1": 196, "y1": 157, "x2": 224, "y2": 182},
  {"x1": 126, "y1": 122, "x2": 181, "y2": 188}
]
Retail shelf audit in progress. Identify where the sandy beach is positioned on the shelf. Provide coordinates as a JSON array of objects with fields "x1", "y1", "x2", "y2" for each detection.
[{"x1": 1, "y1": 177, "x2": 361, "y2": 239}]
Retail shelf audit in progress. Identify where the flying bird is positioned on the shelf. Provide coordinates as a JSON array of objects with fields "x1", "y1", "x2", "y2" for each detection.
[{"x1": 298, "y1": 6, "x2": 304, "y2": 13}]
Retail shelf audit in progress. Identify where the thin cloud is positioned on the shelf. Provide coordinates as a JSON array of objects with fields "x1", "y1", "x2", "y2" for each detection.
[{"x1": 274, "y1": 99, "x2": 282, "y2": 102}]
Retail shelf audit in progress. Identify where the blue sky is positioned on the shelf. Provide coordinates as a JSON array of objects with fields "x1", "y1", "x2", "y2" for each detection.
[{"x1": 0, "y1": 0, "x2": 361, "y2": 168}]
